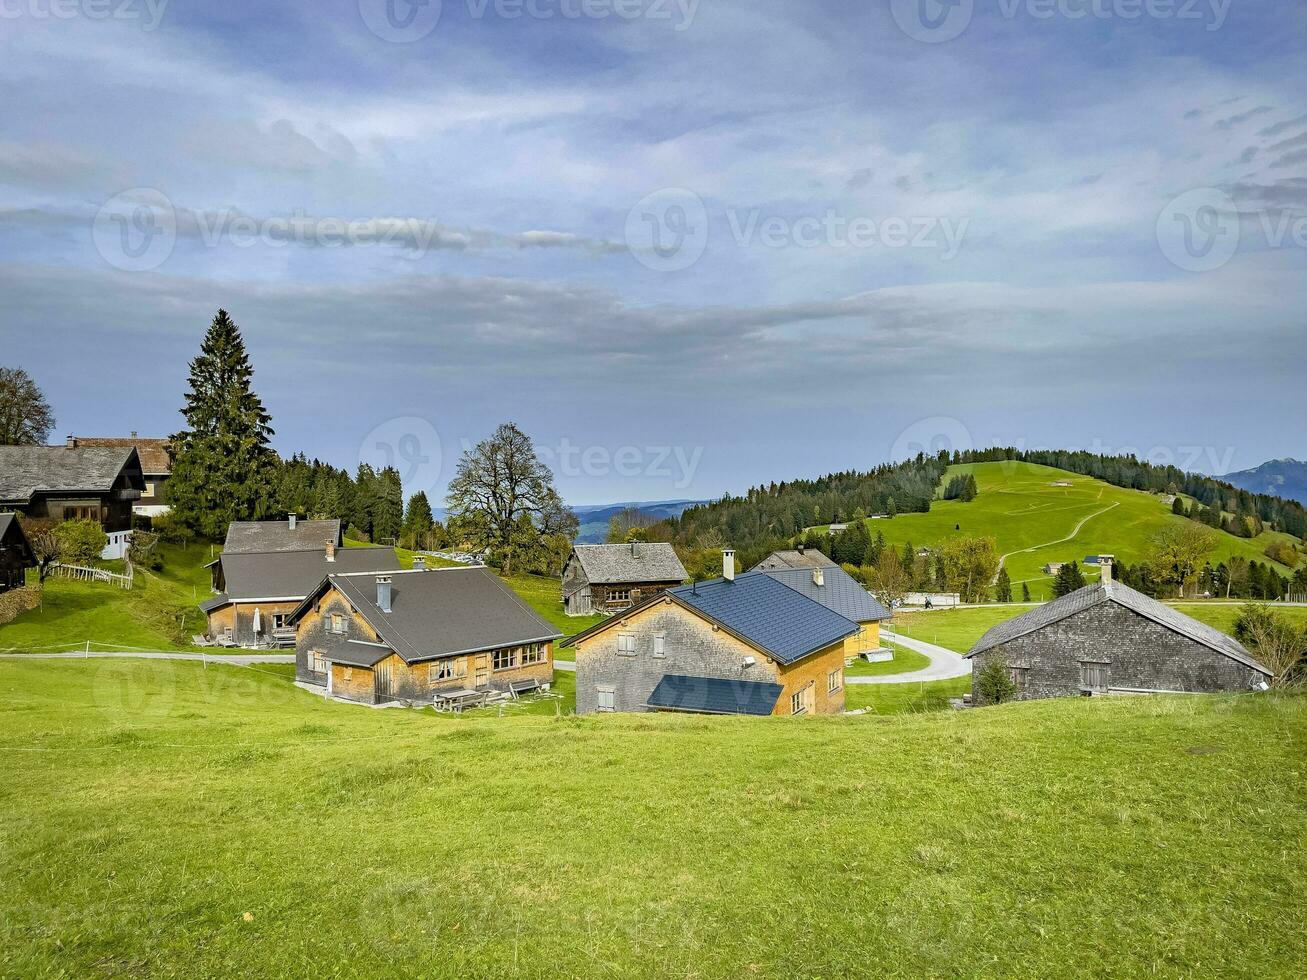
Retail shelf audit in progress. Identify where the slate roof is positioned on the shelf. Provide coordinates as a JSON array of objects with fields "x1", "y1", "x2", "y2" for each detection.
[
  {"x1": 569, "y1": 543, "x2": 687, "y2": 585},
  {"x1": 294, "y1": 566, "x2": 563, "y2": 665},
  {"x1": 668, "y1": 574, "x2": 860, "y2": 665},
  {"x1": 967, "y1": 580, "x2": 1271, "y2": 674},
  {"x1": 750, "y1": 548, "x2": 838, "y2": 572},
  {"x1": 0, "y1": 445, "x2": 139, "y2": 504},
  {"x1": 223, "y1": 519, "x2": 343, "y2": 554},
  {"x1": 75, "y1": 437, "x2": 171, "y2": 475},
  {"x1": 646, "y1": 674, "x2": 783, "y2": 716},
  {"x1": 752, "y1": 566, "x2": 891, "y2": 624},
  {"x1": 0, "y1": 513, "x2": 35, "y2": 563},
  {"x1": 208, "y1": 547, "x2": 401, "y2": 604}
]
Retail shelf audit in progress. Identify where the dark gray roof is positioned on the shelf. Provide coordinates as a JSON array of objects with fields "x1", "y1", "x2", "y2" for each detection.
[
  {"x1": 967, "y1": 580, "x2": 1270, "y2": 674},
  {"x1": 0, "y1": 513, "x2": 34, "y2": 562},
  {"x1": 0, "y1": 445, "x2": 139, "y2": 504},
  {"x1": 198, "y1": 594, "x2": 231, "y2": 614},
  {"x1": 751, "y1": 567, "x2": 890, "y2": 624},
  {"x1": 750, "y1": 549, "x2": 837, "y2": 572},
  {"x1": 669, "y1": 574, "x2": 860, "y2": 665},
  {"x1": 222, "y1": 519, "x2": 343, "y2": 554},
  {"x1": 215, "y1": 547, "x2": 401, "y2": 602},
  {"x1": 304, "y1": 566, "x2": 563, "y2": 664},
  {"x1": 647, "y1": 674, "x2": 783, "y2": 716},
  {"x1": 568, "y1": 543, "x2": 687, "y2": 585}
]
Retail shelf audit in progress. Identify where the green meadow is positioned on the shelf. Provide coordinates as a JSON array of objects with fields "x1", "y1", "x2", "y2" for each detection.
[
  {"x1": 837, "y1": 461, "x2": 1301, "y2": 595},
  {"x1": 1, "y1": 658, "x2": 1302, "y2": 977}
]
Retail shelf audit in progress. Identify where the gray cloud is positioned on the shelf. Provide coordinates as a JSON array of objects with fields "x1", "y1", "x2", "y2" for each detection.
[
  {"x1": 1258, "y1": 114, "x2": 1307, "y2": 138},
  {"x1": 1214, "y1": 105, "x2": 1275, "y2": 130},
  {"x1": 1224, "y1": 178, "x2": 1307, "y2": 209}
]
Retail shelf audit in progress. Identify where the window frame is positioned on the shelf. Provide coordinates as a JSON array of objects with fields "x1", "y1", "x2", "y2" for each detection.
[
  {"x1": 520, "y1": 643, "x2": 545, "y2": 666},
  {"x1": 429, "y1": 659, "x2": 467, "y2": 683},
  {"x1": 329, "y1": 613, "x2": 347, "y2": 635},
  {"x1": 616, "y1": 633, "x2": 637, "y2": 656},
  {"x1": 1008, "y1": 665, "x2": 1029, "y2": 692},
  {"x1": 607, "y1": 588, "x2": 632, "y2": 605},
  {"x1": 790, "y1": 689, "x2": 808, "y2": 716},
  {"x1": 827, "y1": 667, "x2": 843, "y2": 694},
  {"x1": 652, "y1": 632, "x2": 666, "y2": 658},
  {"x1": 596, "y1": 687, "x2": 616, "y2": 713},
  {"x1": 309, "y1": 650, "x2": 329, "y2": 673},
  {"x1": 492, "y1": 647, "x2": 518, "y2": 672}
]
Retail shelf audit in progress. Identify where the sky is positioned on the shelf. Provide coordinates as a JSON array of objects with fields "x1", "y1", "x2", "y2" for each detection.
[{"x1": 1, "y1": 0, "x2": 1304, "y2": 505}]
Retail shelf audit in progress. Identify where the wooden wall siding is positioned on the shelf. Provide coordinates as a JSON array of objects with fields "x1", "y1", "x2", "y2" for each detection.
[
  {"x1": 589, "y1": 581, "x2": 684, "y2": 613},
  {"x1": 330, "y1": 662, "x2": 376, "y2": 704},
  {"x1": 206, "y1": 600, "x2": 302, "y2": 646},
  {"x1": 574, "y1": 599, "x2": 845, "y2": 716},
  {"x1": 0, "y1": 553, "x2": 28, "y2": 592},
  {"x1": 366, "y1": 645, "x2": 554, "y2": 703},
  {"x1": 295, "y1": 591, "x2": 383, "y2": 687},
  {"x1": 971, "y1": 600, "x2": 1265, "y2": 705}
]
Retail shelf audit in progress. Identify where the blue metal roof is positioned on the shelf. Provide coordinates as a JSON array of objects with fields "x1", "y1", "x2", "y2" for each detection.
[
  {"x1": 669, "y1": 574, "x2": 860, "y2": 665},
  {"x1": 647, "y1": 674, "x2": 783, "y2": 716},
  {"x1": 751, "y1": 567, "x2": 891, "y2": 623}
]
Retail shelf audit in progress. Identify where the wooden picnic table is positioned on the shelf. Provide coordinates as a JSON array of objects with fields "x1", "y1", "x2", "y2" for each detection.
[{"x1": 433, "y1": 688, "x2": 485, "y2": 712}]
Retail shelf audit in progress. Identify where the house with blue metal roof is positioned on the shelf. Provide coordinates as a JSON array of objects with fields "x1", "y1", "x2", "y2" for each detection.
[
  {"x1": 565, "y1": 550, "x2": 859, "y2": 717},
  {"x1": 752, "y1": 564, "x2": 893, "y2": 662}
]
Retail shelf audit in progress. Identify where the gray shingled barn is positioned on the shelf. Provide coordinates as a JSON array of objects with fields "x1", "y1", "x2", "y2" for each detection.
[{"x1": 561, "y1": 542, "x2": 687, "y2": 616}]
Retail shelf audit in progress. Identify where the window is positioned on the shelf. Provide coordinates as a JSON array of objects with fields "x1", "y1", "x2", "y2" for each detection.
[
  {"x1": 597, "y1": 688, "x2": 616, "y2": 712},
  {"x1": 309, "y1": 650, "x2": 329, "y2": 673},
  {"x1": 607, "y1": 588, "x2": 632, "y2": 604},
  {"x1": 272, "y1": 614, "x2": 288, "y2": 630},
  {"x1": 493, "y1": 647, "x2": 518, "y2": 671},
  {"x1": 653, "y1": 632, "x2": 666, "y2": 658},
  {"x1": 616, "y1": 633, "x2": 636, "y2": 656},
  {"x1": 1008, "y1": 666, "x2": 1029, "y2": 693},
  {"x1": 520, "y1": 644, "x2": 544, "y2": 666},
  {"x1": 430, "y1": 659, "x2": 466, "y2": 682},
  {"x1": 828, "y1": 668, "x2": 843, "y2": 694},
  {"x1": 329, "y1": 613, "x2": 346, "y2": 635},
  {"x1": 1080, "y1": 662, "x2": 1110, "y2": 692},
  {"x1": 790, "y1": 690, "x2": 807, "y2": 715}
]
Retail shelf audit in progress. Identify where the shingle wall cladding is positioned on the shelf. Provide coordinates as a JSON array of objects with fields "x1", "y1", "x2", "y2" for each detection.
[
  {"x1": 971, "y1": 601, "x2": 1262, "y2": 704},
  {"x1": 590, "y1": 580, "x2": 682, "y2": 612},
  {"x1": 295, "y1": 591, "x2": 383, "y2": 686},
  {"x1": 575, "y1": 601, "x2": 782, "y2": 714}
]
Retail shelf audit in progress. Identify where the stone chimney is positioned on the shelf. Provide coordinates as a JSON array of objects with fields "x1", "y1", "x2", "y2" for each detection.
[
  {"x1": 797, "y1": 543, "x2": 805, "y2": 556},
  {"x1": 65, "y1": 434, "x2": 77, "y2": 449},
  {"x1": 813, "y1": 567, "x2": 825, "y2": 588},
  {"x1": 288, "y1": 513, "x2": 298, "y2": 531},
  {"x1": 1100, "y1": 555, "x2": 1114, "y2": 585},
  {"x1": 324, "y1": 540, "x2": 336, "y2": 562},
  {"x1": 723, "y1": 549, "x2": 735, "y2": 582},
  {"x1": 376, "y1": 575, "x2": 393, "y2": 613}
]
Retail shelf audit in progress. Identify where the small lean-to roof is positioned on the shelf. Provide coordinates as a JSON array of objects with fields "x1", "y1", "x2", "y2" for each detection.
[
  {"x1": 967, "y1": 580, "x2": 1270, "y2": 675},
  {"x1": 749, "y1": 549, "x2": 838, "y2": 572},
  {"x1": 751, "y1": 567, "x2": 891, "y2": 624},
  {"x1": 216, "y1": 547, "x2": 401, "y2": 602},
  {"x1": 294, "y1": 566, "x2": 563, "y2": 664},
  {"x1": 76, "y1": 437, "x2": 171, "y2": 475},
  {"x1": 569, "y1": 542, "x2": 687, "y2": 585},
  {"x1": 647, "y1": 674, "x2": 783, "y2": 716},
  {"x1": 0, "y1": 445, "x2": 139, "y2": 504},
  {"x1": 222, "y1": 519, "x2": 343, "y2": 554}
]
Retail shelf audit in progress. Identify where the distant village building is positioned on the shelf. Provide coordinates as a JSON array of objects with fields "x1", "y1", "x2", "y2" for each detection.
[
  {"x1": 0, "y1": 441, "x2": 144, "y2": 559},
  {"x1": 0, "y1": 514, "x2": 36, "y2": 593},
  {"x1": 290, "y1": 566, "x2": 561, "y2": 705},
  {"x1": 75, "y1": 435, "x2": 172, "y2": 519},
  {"x1": 568, "y1": 551, "x2": 858, "y2": 717},
  {"x1": 1050, "y1": 480, "x2": 1073, "y2": 488},
  {"x1": 750, "y1": 546, "x2": 837, "y2": 572},
  {"x1": 967, "y1": 561, "x2": 1270, "y2": 703},
  {"x1": 1042, "y1": 562, "x2": 1065, "y2": 576},
  {"x1": 560, "y1": 542, "x2": 687, "y2": 617}
]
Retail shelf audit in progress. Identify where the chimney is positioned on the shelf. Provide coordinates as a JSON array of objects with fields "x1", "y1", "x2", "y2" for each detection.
[
  {"x1": 414, "y1": 556, "x2": 426, "y2": 570},
  {"x1": 723, "y1": 549, "x2": 735, "y2": 582},
  {"x1": 813, "y1": 567, "x2": 824, "y2": 588},
  {"x1": 376, "y1": 575, "x2": 392, "y2": 613},
  {"x1": 130, "y1": 430, "x2": 137, "y2": 438},
  {"x1": 324, "y1": 540, "x2": 336, "y2": 562},
  {"x1": 1100, "y1": 555, "x2": 1114, "y2": 585},
  {"x1": 797, "y1": 543, "x2": 805, "y2": 556},
  {"x1": 65, "y1": 434, "x2": 77, "y2": 450},
  {"x1": 288, "y1": 513, "x2": 298, "y2": 531}
]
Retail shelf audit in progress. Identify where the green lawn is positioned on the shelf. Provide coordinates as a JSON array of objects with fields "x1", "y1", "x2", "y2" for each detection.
[
  {"x1": 844, "y1": 675, "x2": 972, "y2": 713},
  {"x1": 832, "y1": 461, "x2": 1301, "y2": 595},
  {"x1": 844, "y1": 642, "x2": 930, "y2": 677},
  {"x1": 2, "y1": 658, "x2": 1302, "y2": 977}
]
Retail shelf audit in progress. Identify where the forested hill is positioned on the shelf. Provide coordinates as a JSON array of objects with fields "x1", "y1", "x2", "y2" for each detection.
[{"x1": 656, "y1": 448, "x2": 1307, "y2": 563}]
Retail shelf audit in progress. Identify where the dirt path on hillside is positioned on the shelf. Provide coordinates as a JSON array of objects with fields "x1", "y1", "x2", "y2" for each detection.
[{"x1": 993, "y1": 500, "x2": 1121, "y2": 583}]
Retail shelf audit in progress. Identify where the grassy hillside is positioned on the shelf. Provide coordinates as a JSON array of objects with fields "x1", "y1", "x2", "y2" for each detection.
[
  {"x1": 1, "y1": 659, "x2": 1302, "y2": 977},
  {"x1": 842, "y1": 461, "x2": 1301, "y2": 595}
]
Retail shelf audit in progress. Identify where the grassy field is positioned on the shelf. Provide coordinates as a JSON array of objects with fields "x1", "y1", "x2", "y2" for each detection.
[
  {"x1": 1, "y1": 658, "x2": 1303, "y2": 977},
  {"x1": 844, "y1": 642, "x2": 930, "y2": 677},
  {"x1": 835, "y1": 461, "x2": 1301, "y2": 596}
]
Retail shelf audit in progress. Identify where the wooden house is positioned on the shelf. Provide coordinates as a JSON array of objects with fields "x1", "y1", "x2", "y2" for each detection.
[
  {"x1": 0, "y1": 441, "x2": 144, "y2": 559},
  {"x1": 567, "y1": 551, "x2": 858, "y2": 717},
  {"x1": 966, "y1": 561, "x2": 1271, "y2": 703},
  {"x1": 289, "y1": 566, "x2": 562, "y2": 705},
  {"x1": 0, "y1": 514, "x2": 36, "y2": 593},
  {"x1": 561, "y1": 542, "x2": 687, "y2": 616},
  {"x1": 76, "y1": 435, "x2": 172, "y2": 519},
  {"x1": 749, "y1": 546, "x2": 837, "y2": 572}
]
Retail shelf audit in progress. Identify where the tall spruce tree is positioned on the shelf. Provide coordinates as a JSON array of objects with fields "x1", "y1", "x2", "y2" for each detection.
[
  {"x1": 168, "y1": 310, "x2": 279, "y2": 539},
  {"x1": 995, "y1": 567, "x2": 1012, "y2": 603},
  {"x1": 372, "y1": 467, "x2": 405, "y2": 544}
]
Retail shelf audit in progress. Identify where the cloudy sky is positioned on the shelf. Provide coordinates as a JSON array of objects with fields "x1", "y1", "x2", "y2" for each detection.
[{"x1": 2, "y1": 0, "x2": 1304, "y2": 504}]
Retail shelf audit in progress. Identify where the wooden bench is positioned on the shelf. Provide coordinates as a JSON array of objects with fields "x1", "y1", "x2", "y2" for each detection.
[{"x1": 509, "y1": 679, "x2": 543, "y2": 699}]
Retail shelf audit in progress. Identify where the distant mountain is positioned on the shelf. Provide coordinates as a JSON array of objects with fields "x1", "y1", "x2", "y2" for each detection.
[
  {"x1": 1224, "y1": 459, "x2": 1307, "y2": 505},
  {"x1": 433, "y1": 499, "x2": 708, "y2": 544}
]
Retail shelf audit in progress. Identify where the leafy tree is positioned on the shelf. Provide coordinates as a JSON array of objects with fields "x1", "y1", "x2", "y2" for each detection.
[
  {"x1": 446, "y1": 422, "x2": 578, "y2": 574},
  {"x1": 868, "y1": 548, "x2": 911, "y2": 608},
  {"x1": 976, "y1": 657, "x2": 1017, "y2": 705},
  {"x1": 1172, "y1": 496, "x2": 1188, "y2": 516},
  {"x1": 886, "y1": 497, "x2": 898, "y2": 519},
  {"x1": 935, "y1": 536, "x2": 1000, "y2": 603},
  {"x1": 1147, "y1": 523, "x2": 1218, "y2": 598},
  {"x1": 21, "y1": 518, "x2": 63, "y2": 583},
  {"x1": 1292, "y1": 565, "x2": 1307, "y2": 596},
  {"x1": 1052, "y1": 561, "x2": 1087, "y2": 597},
  {"x1": 0, "y1": 366, "x2": 56, "y2": 445},
  {"x1": 168, "y1": 310, "x2": 280, "y2": 539},
  {"x1": 127, "y1": 530, "x2": 163, "y2": 570},
  {"x1": 995, "y1": 567, "x2": 1012, "y2": 603},
  {"x1": 1235, "y1": 604, "x2": 1306, "y2": 687},
  {"x1": 54, "y1": 519, "x2": 107, "y2": 566}
]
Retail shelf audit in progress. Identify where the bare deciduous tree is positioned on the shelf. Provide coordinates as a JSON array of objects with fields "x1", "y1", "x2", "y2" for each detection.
[
  {"x1": 22, "y1": 519, "x2": 63, "y2": 583},
  {"x1": 0, "y1": 367, "x2": 56, "y2": 445},
  {"x1": 1244, "y1": 616, "x2": 1307, "y2": 688}
]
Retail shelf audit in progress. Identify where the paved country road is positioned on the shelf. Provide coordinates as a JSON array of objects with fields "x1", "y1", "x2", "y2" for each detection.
[{"x1": 0, "y1": 652, "x2": 295, "y2": 666}]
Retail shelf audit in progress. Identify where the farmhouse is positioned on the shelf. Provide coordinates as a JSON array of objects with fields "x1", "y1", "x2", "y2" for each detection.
[
  {"x1": 0, "y1": 441, "x2": 144, "y2": 559},
  {"x1": 201, "y1": 538, "x2": 400, "y2": 647},
  {"x1": 74, "y1": 435, "x2": 172, "y2": 519},
  {"x1": 749, "y1": 546, "x2": 837, "y2": 572},
  {"x1": 1042, "y1": 562, "x2": 1065, "y2": 576},
  {"x1": 966, "y1": 562, "x2": 1270, "y2": 703},
  {"x1": 0, "y1": 514, "x2": 36, "y2": 593},
  {"x1": 221, "y1": 515, "x2": 342, "y2": 554},
  {"x1": 755, "y1": 563, "x2": 892, "y2": 661},
  {"x1": 568, "y1": 551, "x2": 858, "y2": 716},
  {"x1": 290, "y1": 566, "x2": 562, "y2": 706},
  {"x1": 561, "y1": 542, "x2": 687, "y2": 616}
]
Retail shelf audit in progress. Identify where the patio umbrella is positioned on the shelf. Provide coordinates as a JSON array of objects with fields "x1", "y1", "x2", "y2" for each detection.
[{"x1": 252, "y1": 607, "x2": 262, "y2": 634}]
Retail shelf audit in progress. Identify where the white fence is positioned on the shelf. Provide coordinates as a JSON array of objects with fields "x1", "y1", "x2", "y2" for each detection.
[{"x1": 50, "y1": 563, "x2": 134, "y2": 589}]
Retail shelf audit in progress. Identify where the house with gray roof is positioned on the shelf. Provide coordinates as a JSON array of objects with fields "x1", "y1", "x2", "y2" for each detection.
[
  {"x1": 966, "y1": 561, "x2": 1271, "y2": 704},
  {"x1": 754, "y1": 564, "x2": 894, "y2": 662},
  {"x1": 566, "y1": 550, "x2": 859, "y2": 716},
  {"x1": 73, "y1": 435, "x2": 172, "y2": 519},
  {"x1": 0, "y1": 441, "x2": 145, "y2": 559},
  {"x1": 288, "y1": 566, "x2": 562, "y2": 705},
  {"x1": 560, "y1": 542, "x2": 687, "y2": 616},
  {"x1": 222, "y1": 515, "x2": 343, "y2": 555},
  {"x1": 749, "y1": 546, "x2": 838, "y2": 572}
]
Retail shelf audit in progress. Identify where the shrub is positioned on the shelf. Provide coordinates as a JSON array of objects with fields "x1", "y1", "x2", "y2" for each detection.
[
  {"x1": 151, "y1": 512, "x2": 192, "y2": 546},
  {"x1": 976, "y1": 657, "x2": 1017, "y2": 705},
  {"x1": 53, "y1": 519, "x2": 107, "y2": 565},
  {"x1": 128, "y1": 530, "x2": 163, "y2": 571},
  {"x1": 1264, "y1": 541, "x2": 1299, "y2": 567}
]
